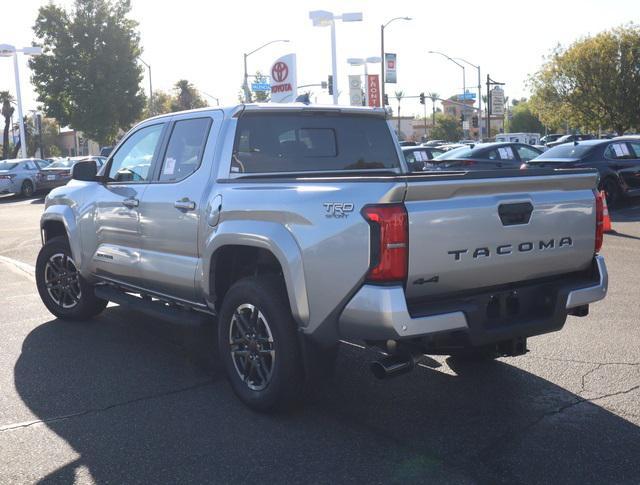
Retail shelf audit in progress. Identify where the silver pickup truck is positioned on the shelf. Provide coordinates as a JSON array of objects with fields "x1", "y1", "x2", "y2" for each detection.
[{"x1": 36, "y1": 104, "x2": 608, "y2": 411}]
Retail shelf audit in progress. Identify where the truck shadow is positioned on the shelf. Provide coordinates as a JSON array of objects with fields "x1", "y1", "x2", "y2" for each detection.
[{"x1": 14, "y1": 308, "x2": 640, "y2": 484}]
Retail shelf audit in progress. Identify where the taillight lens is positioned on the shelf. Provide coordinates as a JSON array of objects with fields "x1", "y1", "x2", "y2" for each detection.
[
  {"x1": 361, "y1": 204, "x2": 408, "y2": 283},
  {"x1": 595, "y1": 190, "x2": 604, "y2": 253},
  {"x1": 59, "y1": 170, "x2": 71, "y2": 176},
  {"x1": 520, "y1": 163, "x2": 528, "y2": 170}
]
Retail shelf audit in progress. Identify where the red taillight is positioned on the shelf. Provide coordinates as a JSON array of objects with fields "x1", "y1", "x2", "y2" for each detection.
[
  {"x1": 595, "y1": 190, "x2": 604, "y2": 253},
  {"x1": 362, "y1": 204, "x2": 408, "y2": 283}
]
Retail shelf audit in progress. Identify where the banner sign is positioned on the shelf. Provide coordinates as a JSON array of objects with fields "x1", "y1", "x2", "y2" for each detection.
[
  {"x1": 367, "y1": 75, "x2": 380, "y2": 107},
  {"x1": 457, "y1": 91, "x2": 476, "y2": 100},
  {"x1": 385, "y1": 53, "x2": 397, "y2": 83},
  {"x1": 348, "y1": 75, "x2": 363, "y2": 106},
  {"x1": 490, "y1": 87, "x2": 505, "y2": 116},
  {"x1": 270, "y1": 53, "x2": 297, "y2": 103}
]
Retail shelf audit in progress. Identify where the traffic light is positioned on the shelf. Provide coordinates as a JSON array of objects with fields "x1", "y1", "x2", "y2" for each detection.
[
  {"x1": 384, "y1": 94, "x2": 389, "y2": 106},
  {"x1": 472, "y1": 116, "x2": 478, "y2": 128},
  {"x1": 327, "y1": 75, "x2": 333, "y2": 95},
  {"x1": 419, "y1": 92, "x2": 425, "y2": 104}
]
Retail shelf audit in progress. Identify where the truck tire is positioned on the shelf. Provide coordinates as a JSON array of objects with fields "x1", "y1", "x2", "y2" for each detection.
[
  {"x1": 20, "y1": 180, "x2": 34, "y2": 198},
  {"x1": 36, "y1": 236, "x2": 108, "y2": 320},
  {"x1": 218, "y1": 275, "x2": 304, "y2": 412}
]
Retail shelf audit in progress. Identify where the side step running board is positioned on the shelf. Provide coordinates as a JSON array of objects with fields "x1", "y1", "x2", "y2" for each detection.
[{"x1": 95, "y1": 285, "x2": 212, "y2": 326}]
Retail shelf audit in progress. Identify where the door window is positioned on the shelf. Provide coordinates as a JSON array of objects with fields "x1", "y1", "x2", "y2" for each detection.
[
  {"x1": 515, "y1": 145, "x2": 542, "y2": 162},
  {"x1": 159, "y1": 118, "x2": 212, "y2": 182},
  {"x1": 627, "y1": 142, "x2": 640, "y2": 159},
  {"x1": 605, "y1": 142, "x2": 634, "y2": 160},
  {"x1": 107, "y1": 124, "x2": 163, "y2": 182}
]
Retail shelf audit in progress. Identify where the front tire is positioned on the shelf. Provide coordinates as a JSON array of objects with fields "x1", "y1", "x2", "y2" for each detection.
[
  {"x1": 20, "y1": 179, "x2": 34, "y2": 198},
  {"x1": 36, "y1": 236, "x2": 107, "y2": 320},
  {"x1": 218, "y1": 275, "x2": 303, "y2": 412}
]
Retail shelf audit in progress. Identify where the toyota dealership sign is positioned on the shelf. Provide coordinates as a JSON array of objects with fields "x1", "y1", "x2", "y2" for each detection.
[{"x1": 270, "y1": 54, "x2": 297, "y2": 103}]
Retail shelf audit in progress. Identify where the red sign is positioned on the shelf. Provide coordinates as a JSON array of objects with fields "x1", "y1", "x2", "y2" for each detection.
[
  {"x1": 367, "y1": 75, "x2": 380, "y2": 107},
  {"x1": 272, "y1": 62, "x2": 289, "y2": 83}
]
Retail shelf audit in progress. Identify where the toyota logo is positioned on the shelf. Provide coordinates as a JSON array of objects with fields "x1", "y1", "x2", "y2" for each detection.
[{"x1": 272, "y1": 62, "x2": 288, "y2": 83}]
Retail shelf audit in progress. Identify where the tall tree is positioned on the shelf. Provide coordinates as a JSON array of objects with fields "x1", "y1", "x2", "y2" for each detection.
[
  {"x1": 29, "y1": 0, "x2": 146, "y2": 145},
  {"x1": 509, "y1": 100, "x2": 545, "y2": 133},
  {"x1": 170, "y1": 79, "x2": 208, "y2": 111},
  {"x1": 529, "y1": 24, "x2": 640, "y2": 134},
  {"x1": 431, "y1": 113, "x2": 463, "y2": 142},
  {"x1": 1, "y1": 91, "x2": 15, "y2": 159}
]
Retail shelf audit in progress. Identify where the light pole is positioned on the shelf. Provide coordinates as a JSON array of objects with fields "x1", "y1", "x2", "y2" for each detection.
[
  {"x1": 347, "y1": 57, "x2": 381, "y2": 105},
  {"x1": 243, "y1": 39, "x2": 290, "y2": 103},
  {"x1": 0, "y1": 44, "x2": 42, "y2": 158},
  {"x1": 454, "y1": 57, "x2": 482, "y2": 140},
  {"x1": 201, "y1": 91, "x2": 220, "y2": 106},
  {"x1": 310, "y1": 10, "x2": 363, "y2": 105},
  {"x1": 380, "y1": 17, "x2": 411, "y2": 106},
  {"x1": 428, "y1": 50, "x2": 466, "y2": 137},
  {"x1": 139, "y1": 58, "x2": 152, "y2": 114}
]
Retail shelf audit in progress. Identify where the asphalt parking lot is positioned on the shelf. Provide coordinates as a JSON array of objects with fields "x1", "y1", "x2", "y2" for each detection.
[{"x1": 0, "y1": 194, "x2": 639, "y2": 484}]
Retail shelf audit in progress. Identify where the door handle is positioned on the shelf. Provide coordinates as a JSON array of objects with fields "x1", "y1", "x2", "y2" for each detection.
[
  {"x1": 174, "y1": 198, "x2": 196, "y2": 211},
  {"x1": 122, "y1": 198, "x2": 139, "y2": 208}
]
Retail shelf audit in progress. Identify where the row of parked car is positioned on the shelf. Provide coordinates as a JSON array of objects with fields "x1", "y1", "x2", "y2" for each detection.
[
  {"x1": 0, "y1": 156, "x2": 106, "y2": 198},
  {"x1": 402, "y1": 136, "x2": 640, "y2": 207}
]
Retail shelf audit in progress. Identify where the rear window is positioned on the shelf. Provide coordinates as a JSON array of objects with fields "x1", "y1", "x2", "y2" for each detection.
[
  {"x1": 434, "y1": 146, "x2": 473, "y2": 160},
  {"x1": 0, "y1": 163, "x2": 18, "y2": 171},
  {"x1": 232, "y1": 113, "x2": 400, "y2": 174},
  {"x1": 536, "y1": 144, "x2": 595, "y2": 160}
]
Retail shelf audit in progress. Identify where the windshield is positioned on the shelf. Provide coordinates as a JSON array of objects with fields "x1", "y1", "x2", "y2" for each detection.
[
  {"x1": 0, "y1": 162, "x2": 18, "y2": 171},
  {"x1": 47, "y1": 160, "x2": 74, "y2": 168},
  {"x1": 233, "y1": 113, "x2": 400, "y2": 174},
  {"x1": 534, "y1": 144, "x2": 595, "y2": 160},
  {"x1": 434, "y1": 146, "x2": 473, "y2": 160}
]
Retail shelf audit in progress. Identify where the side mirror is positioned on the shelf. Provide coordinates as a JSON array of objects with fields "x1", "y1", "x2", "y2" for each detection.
[{"x1": 71, "y1": 160, "x2": 97, "y2": 181}]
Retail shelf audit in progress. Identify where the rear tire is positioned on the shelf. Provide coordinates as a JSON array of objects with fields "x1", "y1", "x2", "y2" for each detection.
[
  {"x1": 217, "y1": 275, "x2": 304, "y2": 412},
  {"x1": 36, "y1": 236, "x2": 107, "y2": 320},
  {"x1": 20, "y1": 180, "x2": 34, "y2": 198}
]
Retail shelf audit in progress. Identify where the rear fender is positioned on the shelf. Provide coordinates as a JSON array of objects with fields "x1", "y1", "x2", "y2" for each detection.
[{"x1": 202, "y1": 220, "x2": 309, "y2": 326}]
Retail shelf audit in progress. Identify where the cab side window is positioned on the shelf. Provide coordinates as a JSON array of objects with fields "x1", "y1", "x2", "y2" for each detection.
[
  {"x1": 108, "y1": 124, "x2": 163, "y2": 183},
  {"x1": 159, "y1": 118, "x2": 212, "y2": 182},
  {"x1": 516, "y1": 145, "x2": 541, "y2": 162},
  {"x1": 627, "y1": 142, "x2": 640, "y2": 159}
]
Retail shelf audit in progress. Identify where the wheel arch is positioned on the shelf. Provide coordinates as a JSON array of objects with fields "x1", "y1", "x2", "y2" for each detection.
[
  {"x1": 40, "y1": 206, "x2": 82, "y2": 268},
  {"x1": 202, "y1": 221, "x2": 309, "y2": 326}
]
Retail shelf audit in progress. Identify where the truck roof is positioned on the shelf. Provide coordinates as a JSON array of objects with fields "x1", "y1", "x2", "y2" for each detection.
[{"x1": 145, "y1": 103, "x2": 390, "y2": 122}]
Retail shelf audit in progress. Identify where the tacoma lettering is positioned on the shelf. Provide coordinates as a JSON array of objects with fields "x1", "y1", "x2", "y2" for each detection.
[{"x1": 449, "y1": 237, "x2": 573, "y2": 261}]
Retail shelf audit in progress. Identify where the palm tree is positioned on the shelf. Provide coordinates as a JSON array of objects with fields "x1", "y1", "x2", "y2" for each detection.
[
  {"x1": 1, "y1": 91, "x2": 15, "y2": 159},
  {"x1": 427, "y1": 92, "x2": 439, "y2": 133},
  {"x1": 394, "y1": 90, "x2": 404, "y2": 137}
]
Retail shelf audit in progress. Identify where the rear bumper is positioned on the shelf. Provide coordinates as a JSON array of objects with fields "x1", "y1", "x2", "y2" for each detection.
[{"x1": 338, "y1": 255, "x2": 607, "y2": 345}]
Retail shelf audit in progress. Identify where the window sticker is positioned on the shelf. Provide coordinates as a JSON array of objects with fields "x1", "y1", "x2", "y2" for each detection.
[
  {"x1": 163, "y1": 157, "x2": 176, "y2": 175},
  {"x1": 498, "y1": 147, "x2": 514, "y2": 159}
]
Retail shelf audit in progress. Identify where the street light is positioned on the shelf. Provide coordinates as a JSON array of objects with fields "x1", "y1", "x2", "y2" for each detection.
[
  {"x1": 310, "y1": 10, "x2": 363, "y2": 105},
  {"x1": 347, "y1": 57, "x2": 381, "y2": 105},
  {"x1": 243, "y1": 39, "x2": 289, "y2": 103},
  {"x1": 139, "y1": 58, "x2": 152, "y2": 115},
  {"x1": 0, "y1": 44, "x2": 42, "y2": 159},
  {"x1": 201, "y1": 91, "x2": 220, "y2": 106},
  {"x1": 454, "y1": 57, "x2": 482, "y2": 140},
  {"x1": 380, "y1": 16, "x2": 411, "y2": 106},
  {"x1": 428, "y1": 50, "x2": 467, "y2": 137}
]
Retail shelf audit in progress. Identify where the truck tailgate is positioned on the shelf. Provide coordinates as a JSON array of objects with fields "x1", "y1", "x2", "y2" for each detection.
[{"x1": 403, "y1": 170, "x2": 598, "y2": 300}]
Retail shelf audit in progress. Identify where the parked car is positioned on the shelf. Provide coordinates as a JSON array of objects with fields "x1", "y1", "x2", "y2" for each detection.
[
  {"x1": 546, "y1": 134, "x2": 594, "y2": 148},
  {"x1": 495, "y1": 133, "x2": 541, "y2": 145},
  {"x1": 526, "y1": 138, "x2": 640, "y2": 207},
  {"x1": 433, "y1": 142, "x2": 543, "y2": 170},
  {"x1": 422, "y1": 139, "x2": 446, "y2": 147},
  {"x1": 38, "y1": 156, "x2": 106, "y2": 190},
  {"x1": 0, "y1": 158, "x2": 49, "y2": 197},
  {"x1": 398, "y1": 141, "x2": 417, "y2": 147},
  {"x1": 539, "y1": 134, "x2": 563, "y2": 145},
  {"x1": 402, "y1": 146, "x2": 446, "y2": 171},
  {"x1": 36, "y1": 103, "x2": 607, "y2": 412},
  {"x1": 438, "y1": 143, "x2": 467, "y2": 152}
]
